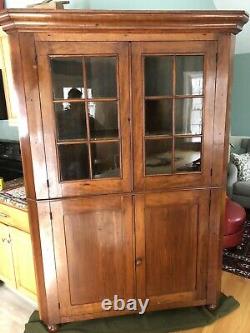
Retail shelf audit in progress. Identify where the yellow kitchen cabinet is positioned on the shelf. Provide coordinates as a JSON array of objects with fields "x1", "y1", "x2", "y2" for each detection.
[
  {"x1": 10, "y1": 227, "x2": 37, "y2": 300},
  {"x1": 0, "y1": 202, "x2": 37, "y2": 301},
  {"x1": 0, "y1": 222, "x2": 16, "y2": 288},
  {"x1": 0, "y1": 29, "x2": 17, "y2": 122}
]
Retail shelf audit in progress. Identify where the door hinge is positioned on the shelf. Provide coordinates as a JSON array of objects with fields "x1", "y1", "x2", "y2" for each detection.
[
  {"x1": 210, "y1": 168, "x2": 213, "y2": 177},
  {"x1": 216, "y1": 52, "x2": 218, "y2": 63},
  {"x1": 209, "y1": 194, "x2": 212, "y2": 214},
  {"x1": 49, "y1": 211, "x2": 53, "y2": 220},
  {"x1": 47, "y1": 179, "x2": 50, "y2": 188},
  {"x1": 58, "y1": 302, "x2": 61, "y2": 309}
]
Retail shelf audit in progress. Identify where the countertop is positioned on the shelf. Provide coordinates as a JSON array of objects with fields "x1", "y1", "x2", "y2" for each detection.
[{"x1": 0, "y1": 178, "x2": 27, "y2": 210}]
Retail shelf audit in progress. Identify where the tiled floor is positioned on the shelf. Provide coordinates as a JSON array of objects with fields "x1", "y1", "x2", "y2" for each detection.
[{"x1": 0, "y1": 285, "x2": 36, "y2": 333}]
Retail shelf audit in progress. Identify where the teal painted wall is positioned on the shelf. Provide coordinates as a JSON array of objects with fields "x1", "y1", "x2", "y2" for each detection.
[
  {"x1": 66, "y1": 0, "x2": 215, "y2": 10},
  {"x1": 231, "y1": 53, "x2": 250, "y2": 136}
]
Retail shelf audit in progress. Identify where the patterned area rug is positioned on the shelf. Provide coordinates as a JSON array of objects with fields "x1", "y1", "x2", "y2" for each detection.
[{"x1": 223, "y1": 211, "x2": 250, "y2": 279}]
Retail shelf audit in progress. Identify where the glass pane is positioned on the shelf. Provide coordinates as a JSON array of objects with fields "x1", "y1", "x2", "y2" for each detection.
[
  {"x1": 58, "y1": 144, "x2": 89, "y2": 181},
  {"x1": 175, "y1": 137, "x2": 201, "y2": 172},
  {"x1": 91, "y1": 142, "x2": 120, "y2": 179},
  {"x1": 176, "y1": 56, "x2": 204, "y2": 96},
  {"x1": 175, "y1": 98, "x2": 203, "y2": 135},
  {"x1": 145, "y1": 139, "x2": 172, "y2": 175},
  {"x1": 85, "y1": 57, "x2": 117, "y2": 98},
  {"x1": 88, "y1": 102, "x2": 118, "y2": 139},
  {"x1": 145, "y1": 99, "x2": 173, "y2": 135},
  {"x1": 55, "y1": 102, "x2": 87, "y2": 141},
  {"x1": 51, "y1": 58, "x2": 84, "y2": 99},
  {"x1": 145, "y1": 56, "x2": 173, "y2": 96}
]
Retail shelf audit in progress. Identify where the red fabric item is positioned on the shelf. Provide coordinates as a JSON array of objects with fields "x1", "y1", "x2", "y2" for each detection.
[{"x1": 223, "y1": 198, "x2": 246, "y2": 249}]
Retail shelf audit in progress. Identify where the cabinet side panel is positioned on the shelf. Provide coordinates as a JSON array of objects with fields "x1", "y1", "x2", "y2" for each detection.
[
  {"x1": 19, "y1": 33, "x2": 49, "y2": 200},
  {"x1": 206, "y1": 188, "x2": 225, "y2": 305},
  {"x1": 212, "y1": 34, "x2": 235, "y2": 187},
  {"x1": 7, "y1": 32, "x2": 36, "y2": 199},
  {"x1": 28, "y1": 199, "x2": 60, "y2": 325}
]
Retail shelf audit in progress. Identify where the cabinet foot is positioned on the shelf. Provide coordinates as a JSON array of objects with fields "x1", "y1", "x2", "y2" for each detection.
[
  {"x1": 207, "y1": 303, "x2": 218, "y2": 311},
  {"x1": 0, "y1": 280, "x2": 4, "y2": 287},
  {"x1": 47, "y1": 324, "x2": 58, "y2": 332}
]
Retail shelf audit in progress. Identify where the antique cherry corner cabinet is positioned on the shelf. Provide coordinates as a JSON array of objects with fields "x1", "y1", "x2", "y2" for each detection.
[{"x1": 0, "y1": 9, "x2": 248, "y2": 331}]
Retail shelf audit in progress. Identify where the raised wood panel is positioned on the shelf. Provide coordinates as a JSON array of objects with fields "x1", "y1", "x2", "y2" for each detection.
[
  {"x1": 135, "y1": 190, "x2": 209, "y2": 304},
  {"x1": 145, "y1": 203, "x2": 198, "y2": 296},
  {"x1": 50, "y1": 194, "x2": 135, "y2": 317}
]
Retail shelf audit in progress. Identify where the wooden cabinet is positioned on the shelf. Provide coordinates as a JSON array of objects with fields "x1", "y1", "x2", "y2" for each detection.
[
  {"x1": 0, "y1": 203, "x2": 37, "y2": 300},
  {"x1": 10, "y1": 227, "x2": 37, "y2": 300},
  {"x1": 49, "y1": 195, "x2": 134, "y2": 319},
  {"x1": 135, "y1": 190, "x2": 209, "y2": 308},
  {"x1": 0, "y1": 9, "x2": 248, "y2": 331},
  {"x1": 0, "y1": 222, "x2": 16, "y2": 287}
]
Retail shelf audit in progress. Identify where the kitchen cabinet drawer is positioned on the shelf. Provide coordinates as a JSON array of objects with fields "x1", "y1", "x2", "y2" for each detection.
[{"x1": 0, "y1": 202, "x2": 29, "y2": 233}]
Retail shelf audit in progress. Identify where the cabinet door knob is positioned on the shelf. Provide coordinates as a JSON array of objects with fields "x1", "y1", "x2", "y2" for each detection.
[{"x1": 136, "y1": 258, "x2": 143, "y2": 266}]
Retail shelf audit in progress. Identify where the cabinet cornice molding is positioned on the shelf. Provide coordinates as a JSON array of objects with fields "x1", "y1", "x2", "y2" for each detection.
[{"x1": 0, "y1": 9, "x2": 248, "y2": 34}]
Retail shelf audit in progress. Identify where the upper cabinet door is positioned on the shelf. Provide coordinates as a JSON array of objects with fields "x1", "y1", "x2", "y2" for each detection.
[
  {"x1": 132, "y1": 41, "x2": 217, "y2": 191},
  {"x1": 36, "y1": 42, "x2": 131, "y2": 198}
]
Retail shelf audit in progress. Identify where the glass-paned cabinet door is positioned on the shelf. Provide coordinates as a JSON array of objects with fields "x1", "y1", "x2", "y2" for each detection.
[
  {"x1": 133, "y1": 41, "x2": 217, "y2": 191},
  {"x1": 36, "y1": 42, "x2": 131, "y2": 198}
]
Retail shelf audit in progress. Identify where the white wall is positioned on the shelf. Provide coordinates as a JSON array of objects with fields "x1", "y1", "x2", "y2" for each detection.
[
  {"x1": 5, "y1": 0, "x2": 215, "y2": 10},
  {"x1": 0, "y1": 120, "x2": 19, "y2": 141},
  {"x1": 213, "y1": 0, "x2": 250, "y2": 54}
]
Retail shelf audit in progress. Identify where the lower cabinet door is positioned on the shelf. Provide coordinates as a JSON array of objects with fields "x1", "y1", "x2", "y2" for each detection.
[
  {"x1": 0, "y1": 223, "x2": 16, "y2": 287},
  {"x1": 135, "y1": 190, "x2": 210, "y2": 309},
  {"x1": 10, "y1": 227, "x2": 37, "y2": 300},
  {"x1": 50, "y1": 194, "x2": 135, "y2": 319}
]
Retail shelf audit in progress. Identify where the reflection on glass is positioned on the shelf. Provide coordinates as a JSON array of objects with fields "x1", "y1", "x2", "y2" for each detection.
[
  {"x1": 85, "y1": 57, "x2": 117, "y2": 98},
  {"x1": 91, "y1": 142, "x2": 120, "y2": 179},
  {"x1": 175, "y1": 98, "x2": 203, "y2": 135},
  {"x1": 145, "y1": 139, "x2": 172, "y2": 175},
  {"x1": 176, "y1": 56, "x2": 204, "y2": 96},
  {"x1": 51, "y1": 58, "x2": 84, "y2": 99},
  {"x1": 145, "y1": 56, "x2": 173, "y2": 96},
  {"x1": 175, "y1": 137, "x2": 201, "y2": 172},
  {"x1": 87, "y1": 102, "x2": 118, "y2": 139},
  {"x1": 55, "y1": 102, "x2": 86, "y2": 141},
  {"x1": 145, "y1": 99, "x2": 173, "y2": 135},
  {"x1": 59, "y1": 144, "x2": 89, "y2": 181}
]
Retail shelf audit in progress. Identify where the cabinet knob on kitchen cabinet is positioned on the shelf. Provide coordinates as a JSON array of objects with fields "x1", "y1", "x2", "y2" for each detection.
[{"x1": 136, "y1": 258, "x2": 143, "y2": 266}]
